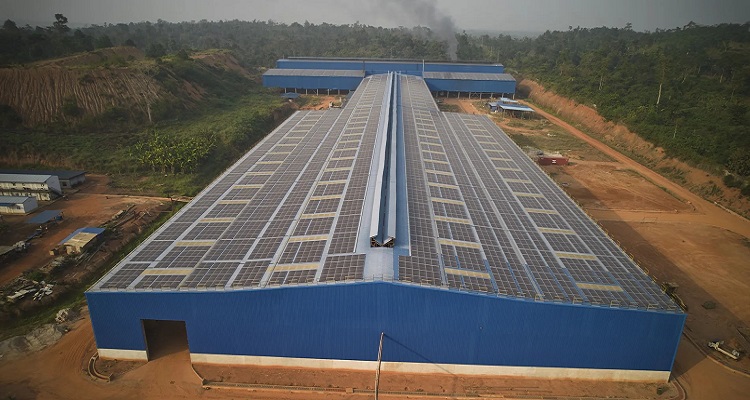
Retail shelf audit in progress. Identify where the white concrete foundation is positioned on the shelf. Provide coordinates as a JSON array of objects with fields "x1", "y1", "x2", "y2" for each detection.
[
  {"x1": 190, "y1": 353, "x2": 670, "y2": 382},
  {"x1": 98, "y1": 348, "x2": 148, "y2": 361}
]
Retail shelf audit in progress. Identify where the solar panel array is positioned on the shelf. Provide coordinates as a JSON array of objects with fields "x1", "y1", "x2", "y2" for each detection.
[
  {"x1": 93, "y1": 75, "x2": 391, "y2": 292},
  {"x1": 93, "y1": 70, "x2": 679, "y2": 313},
  {"x1": 422, "y1": 72, "x2": 515, "y2": 82},
  {"x1": 396, "y1": 74, "x2": 677, "y2": 311},
  {"x1": 264, "y1": 68, "x2": 365, "y2": 77}
]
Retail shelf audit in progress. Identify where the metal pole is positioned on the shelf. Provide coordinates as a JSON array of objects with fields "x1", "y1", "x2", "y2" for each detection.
[{"x1": 375, "y1": 332, "x2": 384, "y2": 400}]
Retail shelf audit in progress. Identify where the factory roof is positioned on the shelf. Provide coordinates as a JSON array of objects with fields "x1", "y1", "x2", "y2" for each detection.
[
  {"x1": 0, "y1": 173, "x2": 54, "y2": 183},
  {"x1": 90, "y1": 73, "x2": 680, "y2": 313},
  {"x1": 0, "y1": 169, "x2": 86, "y2": 180},
  {"x1": 264, "y1": 69, "x2": 365, "y2": 77},
  {"x1": 281, "y1": 57, "x2": 504, "y2": 67},
  {"x1": 423, "y1": 72, "x2": 516, "y2": 81}
]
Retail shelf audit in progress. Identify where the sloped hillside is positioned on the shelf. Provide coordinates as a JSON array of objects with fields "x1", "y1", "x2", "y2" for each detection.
[{"x1": 0, "y1": 47, "x2": 254, "y2": 127}]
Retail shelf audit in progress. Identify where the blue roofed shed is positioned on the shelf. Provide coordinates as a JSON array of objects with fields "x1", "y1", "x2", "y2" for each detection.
[
  {"x1": 488, "y1": 101, "x2": 535, "y2": 114},
  {"x1": 26, "y1": 209, "x2": 63, "y2": 224}
]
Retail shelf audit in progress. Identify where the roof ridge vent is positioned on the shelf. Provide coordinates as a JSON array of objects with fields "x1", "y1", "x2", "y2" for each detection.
[{"x1": 369, "y1": 72, "x2": 398, "y2": 248}]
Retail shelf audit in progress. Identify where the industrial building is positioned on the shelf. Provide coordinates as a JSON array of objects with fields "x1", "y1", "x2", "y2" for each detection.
[
  {"x1": 87, "y1": 64, "x2": 684, "y2": 382},
  {"x1": 0, "y1": 196, "x2": 38, "y2": 215},
  {"x1": 57, "y1": 227, "x2": 105, "y2": 255},
  {"x1": 0, "y1": 173, "x2": 63, "y2": 201},
  {"x1": 263, "y1": 58, "x2": 516, "y2": 98},
  {"x1": 487, "y1": 99, "x2": 535, "y2": 116},
  {"x1": 0, "y1": 169, "x2": 86, "y2": 188}
]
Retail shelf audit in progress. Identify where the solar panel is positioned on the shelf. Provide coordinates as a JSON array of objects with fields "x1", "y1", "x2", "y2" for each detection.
[
  {"x1": 91, "y1": 71, "x2": 680, "y2": 313},
  {"x1": 94, "y1": 74, "x2": 393, "y2": 292},
  {"x1": 319, "y1": 254, "x2": 366, "y2": 282},
  {"x1": 394, "y1": 74, "x2": 677, "y2": 311}
]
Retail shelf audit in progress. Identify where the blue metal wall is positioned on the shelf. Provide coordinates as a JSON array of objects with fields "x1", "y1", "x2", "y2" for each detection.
[
  {"x1": 425, "y1": 78, "x2": 516, "y2": 94},
  {"x1": 87, "y1": 282, "x2": 684, "y2": 372},
  {"x1": 366, "y1": 62, "x2": 422, "y2": 75},
  {"x1": 262, "y1": 75, "x2": 363, "y2": 90},
  {"x1": 276, "y1": 59, "x2": 365, "y2": 71},
  {"x1": 274, "y1": 60, "x2": 504, "y2": 75},
  {"x1": 275, "y1": 60, "x2": 421, "y2": 75},
  {"x1": 424, "y1": 63, "x2": 504, "y2": 74}
]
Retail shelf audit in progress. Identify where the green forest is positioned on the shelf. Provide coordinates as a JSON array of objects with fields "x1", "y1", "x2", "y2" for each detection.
[
  {"x1": 1, "y1": 15, "x2": 748, "y2": 184},
  {"x1": 467, "y1": 24, "x2": 750, "y2": 178}
]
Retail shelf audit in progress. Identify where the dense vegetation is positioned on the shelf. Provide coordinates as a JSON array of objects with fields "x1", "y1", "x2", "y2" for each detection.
[
  {"x1": 0, "y1": 16, "x2": 450, "y2": 67},
  {"x1": 463, "y1": 23, "x2": 750, "y2": 177},
  {"x1": 0, "y1": 91, "x2": 287, "y2": 195},
  {"x1": 1, "y1": 15, "x2": 749, "y2": 188}
]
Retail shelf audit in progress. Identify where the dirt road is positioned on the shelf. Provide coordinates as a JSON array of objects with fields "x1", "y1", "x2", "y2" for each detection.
[
  {"x1": 524, "y1": 102, "x2": 750, "y2": 239},
  {"x1": 672, "y1": 338, "x2": 750, "y2": 399}
]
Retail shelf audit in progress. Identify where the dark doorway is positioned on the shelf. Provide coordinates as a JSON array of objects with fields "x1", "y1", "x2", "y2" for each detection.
[{"x1": 142, "y1": 319, "x2": 189, "y2": 361}]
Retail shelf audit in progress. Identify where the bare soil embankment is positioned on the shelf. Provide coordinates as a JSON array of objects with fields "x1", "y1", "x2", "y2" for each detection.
[
  {"x1": 0, "y1": 47, "x2": 163, "y2": 126},
  {"x1": 0, "y1": 47, "x2": 252, "y2": 127}
]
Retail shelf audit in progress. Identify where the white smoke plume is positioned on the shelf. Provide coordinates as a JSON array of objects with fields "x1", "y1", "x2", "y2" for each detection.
[{"x1": 349, "y1": 0, "x2": 459, "y2": 60}]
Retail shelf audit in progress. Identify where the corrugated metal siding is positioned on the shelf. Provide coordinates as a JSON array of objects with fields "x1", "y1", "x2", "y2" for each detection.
[
  {"x1": 365, "y1": 62, "x2": 422, "y2": 75},
  {"x1": 424, "y1": 64, "x2": 504, "y2": 74},
  {"x1": 277, "y1": 60, "x2": 365, "y2": 71},
  {"x1": 425, "y1": 79, "x2": 517, "y2": 94},
  {"x1": 276, "y1": 60, "x2": 505, "y2": 75},
  {"x1": 262, "y1": 75, "x2": 363, "y2": 90},
  {"x1": 86, "y1": 282, "x2": 684, "y2": 371},
  {"x1": 275, "y1": 60, "x2": 421, "y2": 75}
]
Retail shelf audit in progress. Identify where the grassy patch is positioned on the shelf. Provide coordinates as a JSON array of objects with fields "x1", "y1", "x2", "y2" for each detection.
[
  {"x1": 695, "y1": 181, "x2": 723, "y2": 197},
  {"x1": 295, "y1": 95, "x2": 322, "y2": 109},
  {"x1": 438, "y1": 103, "x2": 461, "y2": 112},
  {"x1": 657, "y1": 165, "x2": 688, "y2": 185},
  {"x1": 508, "y1": 133, "x2": 537, "y2": 149}
]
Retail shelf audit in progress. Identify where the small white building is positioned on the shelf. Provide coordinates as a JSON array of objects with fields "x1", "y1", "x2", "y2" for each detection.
[
  {"x1": 0, "y1": 174, "x2": 62, "y2": 201},
  {"x1": 0, "y1": 196, "x2": 38, "y2": 215},
  {"x1": 0, "y1": 169, "x2": 86, "y2": 188}
]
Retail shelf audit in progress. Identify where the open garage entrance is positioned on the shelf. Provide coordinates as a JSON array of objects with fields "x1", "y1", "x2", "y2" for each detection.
[{"x1": 142, "y1": 319, "x2": 189, "y2": 361}]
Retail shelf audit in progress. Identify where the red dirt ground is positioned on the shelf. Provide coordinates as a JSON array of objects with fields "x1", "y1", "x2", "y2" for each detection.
[
  {"x1": 0, "y1": 175, "x2": 168, "y2": 286},
  {"x1": 519, "y1": 79, "x2": 750, "y2": 218}
]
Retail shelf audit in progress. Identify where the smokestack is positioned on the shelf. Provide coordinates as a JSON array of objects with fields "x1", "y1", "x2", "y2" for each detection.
[{"x1": 370, "y1": 0, "x2": 459, "y2": 60}]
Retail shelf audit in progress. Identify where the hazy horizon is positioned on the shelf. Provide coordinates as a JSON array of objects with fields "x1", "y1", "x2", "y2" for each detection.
[{"x1": 2, "y1": 0, "x2": 749, "y2": 34}]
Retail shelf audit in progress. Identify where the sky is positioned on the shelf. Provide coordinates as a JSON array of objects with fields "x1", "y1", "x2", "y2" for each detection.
[{"x1": 2, "y1": 0, "x2": 749, "y2": 34}]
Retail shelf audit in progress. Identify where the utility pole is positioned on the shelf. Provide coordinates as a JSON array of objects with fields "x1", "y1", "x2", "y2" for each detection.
[{"x1": 375, "y1": 332, "x2": 384, "y2": 400}]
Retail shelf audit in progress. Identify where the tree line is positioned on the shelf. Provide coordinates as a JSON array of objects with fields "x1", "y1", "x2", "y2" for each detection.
[
  {"x1": 464, "y1": 23, "x2": 750, "y2": 178},
  {"x1": 1, "y1": 16, "x2": 748, "y2": 179},
  {"x1": 0, "y1": 16, "x2": 450, "y2": 67}
]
